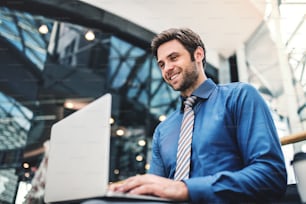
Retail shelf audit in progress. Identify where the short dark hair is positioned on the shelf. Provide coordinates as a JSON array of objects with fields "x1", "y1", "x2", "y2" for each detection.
[{"x1": 151, "y1": 28, "x2": 206, "y2": 66}]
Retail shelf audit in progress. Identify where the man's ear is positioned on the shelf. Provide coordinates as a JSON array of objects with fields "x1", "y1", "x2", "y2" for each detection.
[{"x1": 194, "y1": 46, "x2": 205, "y2": 62}]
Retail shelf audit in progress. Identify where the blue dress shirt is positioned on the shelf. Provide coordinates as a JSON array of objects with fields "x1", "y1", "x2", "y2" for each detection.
[{"x1": 149, "y1": 79, "x2": 287, "y2": 203}]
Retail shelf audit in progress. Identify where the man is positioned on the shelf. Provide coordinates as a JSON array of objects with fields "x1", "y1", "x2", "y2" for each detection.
[{"x1": 109, "y1": 28, "x2": 287, "y2": 203}]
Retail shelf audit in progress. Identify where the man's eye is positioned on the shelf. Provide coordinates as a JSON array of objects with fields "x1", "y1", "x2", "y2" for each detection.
[
  {"x1": 170, "y1": 55, "x2": 177, "y2": 61},
  {"x1": 158, "y1": 63, "x2": 165, "y2": 69}
]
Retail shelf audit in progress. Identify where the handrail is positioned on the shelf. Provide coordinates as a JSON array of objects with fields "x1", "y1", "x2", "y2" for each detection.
[{"x1": 281, "y1": 131, "x2": 306, "y2": 145}]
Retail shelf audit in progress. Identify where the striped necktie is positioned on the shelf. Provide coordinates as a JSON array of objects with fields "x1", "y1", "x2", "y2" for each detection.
[{"x1": 174, "y1": 95, "x2": 197, "y2": 181}]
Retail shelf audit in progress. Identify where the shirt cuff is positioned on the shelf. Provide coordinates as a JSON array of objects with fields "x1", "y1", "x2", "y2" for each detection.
[{"x1": 183, "y1": 175, "x2": 224, "y2": 203}]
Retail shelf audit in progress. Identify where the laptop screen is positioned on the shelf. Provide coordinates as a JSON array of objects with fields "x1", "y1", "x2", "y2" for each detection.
[{"x1": 44, "y1": 94, "x2": 112, "y2": 203}]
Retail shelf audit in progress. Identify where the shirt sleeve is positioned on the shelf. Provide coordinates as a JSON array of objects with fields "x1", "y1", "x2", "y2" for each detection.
[
  {"x1": 148, "y1": 127, "x2": 166, "y2": 177},
  {"x1": 184, "y1": 83, "x2": 287, "y2": 203}
]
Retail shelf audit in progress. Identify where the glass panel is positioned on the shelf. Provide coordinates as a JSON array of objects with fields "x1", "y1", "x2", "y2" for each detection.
[
  {"x1": 0, "y1": 7, "x2": 52, "y2": 70},
  {"x1": 0, "y1": 92, "x2": 33, "y2": 151}
]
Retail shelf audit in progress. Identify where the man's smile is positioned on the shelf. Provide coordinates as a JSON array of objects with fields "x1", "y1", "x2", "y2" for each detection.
[{"x1": 170, "y1": 73, "x2": 179, "y2": 81}]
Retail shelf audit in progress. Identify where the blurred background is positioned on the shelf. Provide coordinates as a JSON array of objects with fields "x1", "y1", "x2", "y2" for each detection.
[{"x1": 0, "y1": 0, "x2": 305, "y2": 203}]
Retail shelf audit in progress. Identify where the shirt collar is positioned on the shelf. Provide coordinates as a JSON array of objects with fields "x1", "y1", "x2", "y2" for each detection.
[{"x1": 180, "y1": 78, "x2": 217, "y2": 111}]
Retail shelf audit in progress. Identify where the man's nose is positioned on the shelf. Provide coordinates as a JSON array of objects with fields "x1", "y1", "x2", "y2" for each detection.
[{"x1": 164, "y1": 62, "x2": 174, "y2": 72}]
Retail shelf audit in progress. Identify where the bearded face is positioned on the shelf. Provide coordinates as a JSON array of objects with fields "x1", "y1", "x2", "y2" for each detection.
[
  {"x1": 168, "y1": 61, "x2": 199, "y2": 92},
  {"x1": 157, "y1": 40, "x2": 203, "y2": 96}
]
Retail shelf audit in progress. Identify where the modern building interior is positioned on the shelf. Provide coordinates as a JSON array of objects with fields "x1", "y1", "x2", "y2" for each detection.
[{"x1": 0, "y1": 0, "x2": 305, "y2": 203}]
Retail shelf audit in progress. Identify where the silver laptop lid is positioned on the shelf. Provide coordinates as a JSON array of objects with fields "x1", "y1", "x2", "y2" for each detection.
[{"x1": 44, "y1": 93, "x2": 112, "y2": 203}]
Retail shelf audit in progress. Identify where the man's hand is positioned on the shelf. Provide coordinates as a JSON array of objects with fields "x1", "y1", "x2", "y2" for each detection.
[{"x1": 108, "y1": 174, "x2": 189, "y2": 201}]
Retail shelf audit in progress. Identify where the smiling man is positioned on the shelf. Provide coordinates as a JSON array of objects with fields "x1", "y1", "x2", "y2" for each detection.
[{"x1": 109, "y1": 28, "x2": 287, "y2": 203}]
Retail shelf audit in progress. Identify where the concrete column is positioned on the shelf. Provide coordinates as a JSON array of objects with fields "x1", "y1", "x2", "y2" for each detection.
[{"x1": 267, "y1": 0, "x2": 304, "y2": 152}]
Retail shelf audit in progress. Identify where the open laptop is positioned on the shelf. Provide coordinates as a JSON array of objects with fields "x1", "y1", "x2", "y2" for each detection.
[{"x1": 44, "y1": 93, "x2": 172, "y2": 203}]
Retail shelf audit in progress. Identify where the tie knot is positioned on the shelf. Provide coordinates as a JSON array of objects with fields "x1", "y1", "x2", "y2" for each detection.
[{"x1": 184, "y1": 96, "x2": 197, "y2": 109}]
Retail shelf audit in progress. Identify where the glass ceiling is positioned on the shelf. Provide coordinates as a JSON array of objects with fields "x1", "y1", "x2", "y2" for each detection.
[
  {"x1": 0, "y1": 5, "x2": 180, "y2": 175},
  {"x1": 0, "y1": 7, "x2": 52, "y2": 70},
  {"x1": 0, "y1": 92, "x2": 33, "y2": 151}
]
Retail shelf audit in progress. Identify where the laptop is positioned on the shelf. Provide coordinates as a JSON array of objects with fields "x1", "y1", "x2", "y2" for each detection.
[{"x1": 44, "y1": 93, "x2": 172, "y2": 203}]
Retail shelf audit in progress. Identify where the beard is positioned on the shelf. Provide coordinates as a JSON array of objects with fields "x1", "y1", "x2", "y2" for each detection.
[{"x1": 170, "y1": 62, "x2": 199, "y2": 92}]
